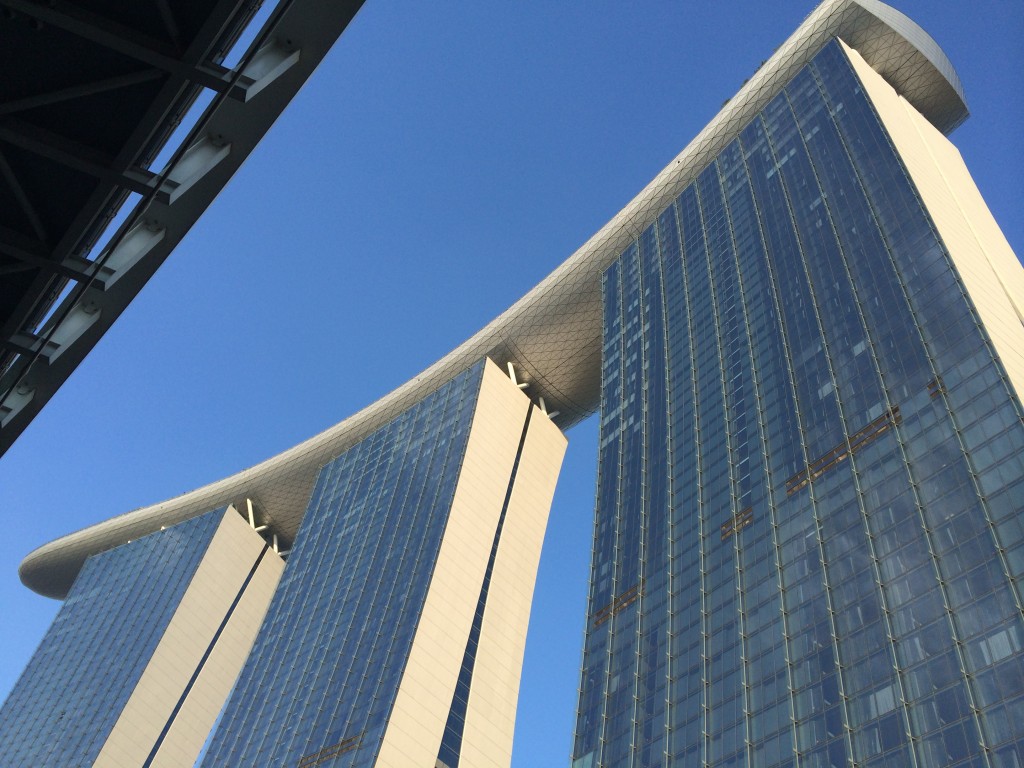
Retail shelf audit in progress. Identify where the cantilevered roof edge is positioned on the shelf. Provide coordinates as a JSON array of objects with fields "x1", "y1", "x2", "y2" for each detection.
[{"x1": 20, "y1": 0, "x2": 967, "y2": 599}]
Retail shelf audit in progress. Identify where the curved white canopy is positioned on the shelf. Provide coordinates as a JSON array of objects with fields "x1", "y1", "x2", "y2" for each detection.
[{"x1": 21, "y1": 0, "x2": 969, "y2": 599}]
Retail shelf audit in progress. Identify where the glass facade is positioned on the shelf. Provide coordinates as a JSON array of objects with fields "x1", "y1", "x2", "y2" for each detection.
[
  {"x1": 573, "y1": 40, "x2": 1024, "y2": 768},
  {"x1": 201, "y1": 361, "x2": 487, "y2": 767},
  {"x1": 0, "y1": 508, "x2": 227, "y2": 767}
]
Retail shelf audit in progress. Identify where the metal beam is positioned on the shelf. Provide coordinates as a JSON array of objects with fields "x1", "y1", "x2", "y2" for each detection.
[
  {"x1": 0, "y1": 0, "x2": 235, "y2": 92},
  {"x1": 154, "y1": 0, "x2": 183, "y2": 52},
  {"x1": 0, "y1": 70, "x2": 165, "y2": 116},
  {"x1": 0, "y1": 225, "x2": 48, "y2": 264},
  {"x1": 0, "y1": 147, "x2": 48, "y2": 242},
  {"x1": 0, "y1": 117, "x2": 154, "y2": 194},
  {"x1": 0, "y1": 225, "x2": 97, "y2": 281},
  {"x1": 0, "y1": 263, "x2": 34, "y2": 276},
  {"x1": 0, "y1": 0, "x2": 370, "y2": 461}
]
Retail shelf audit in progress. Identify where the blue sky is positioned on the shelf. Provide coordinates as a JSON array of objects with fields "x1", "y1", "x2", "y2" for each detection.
[{"x1": 1, "y1": 2, "x2": 1020, "y2": 764}]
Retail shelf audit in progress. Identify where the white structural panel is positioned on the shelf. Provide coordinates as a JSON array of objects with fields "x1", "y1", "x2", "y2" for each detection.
[
  {"x1": 842, "y1": 42, "x2": 1024, "y2": 408},
  {"x1": 374, "y1": 360, "x2": 565, "y2": 767},
  {"x1": 94, "y1": 509, "x2": 283, "y2": 768}
]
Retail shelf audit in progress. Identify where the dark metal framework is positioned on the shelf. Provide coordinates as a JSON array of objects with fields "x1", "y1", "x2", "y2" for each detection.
[{"x1": 0, "y1": 0, "x2": 365, "y2": 456}]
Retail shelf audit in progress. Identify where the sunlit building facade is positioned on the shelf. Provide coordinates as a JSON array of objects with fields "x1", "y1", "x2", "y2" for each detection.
[
  {"x1": 572, "y1": 37, "x2": 1024, "y2": 768},
  {"x1": 201, "y1": 359, "x2": 565, "y2": 767},
  {"x1": 0, "y1": 507, "x2": 283, "y2": 768}
]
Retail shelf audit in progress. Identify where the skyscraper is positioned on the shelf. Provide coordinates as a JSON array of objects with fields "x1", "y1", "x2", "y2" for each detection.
[
  {"x1": 0, "y1": 506, "x2": 283, "y2": 767},
  {"x1": 572, "y1": 31, "x2": 1023, "y2": 768},
  {"x1": 2, "y1": 1, "x2": 1024, "y2": 768},
  {"x1": 200, "y1": 359, "x2": 565, "y2": 766}
]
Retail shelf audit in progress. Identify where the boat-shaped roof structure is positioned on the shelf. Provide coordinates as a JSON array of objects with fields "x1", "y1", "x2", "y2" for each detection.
[{"x1": 20, "y1": 0, "x2": 969, "y2": 599}]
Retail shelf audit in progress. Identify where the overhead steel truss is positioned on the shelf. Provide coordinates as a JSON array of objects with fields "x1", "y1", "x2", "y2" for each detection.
[{"x1": 0, "y1": 0, "x2": 366, "y2": 456}]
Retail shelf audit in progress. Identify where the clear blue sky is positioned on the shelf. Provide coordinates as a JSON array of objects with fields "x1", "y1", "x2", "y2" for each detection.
[{"x1": 1, "y1": 2, "x2": 1020, "y2": 764}]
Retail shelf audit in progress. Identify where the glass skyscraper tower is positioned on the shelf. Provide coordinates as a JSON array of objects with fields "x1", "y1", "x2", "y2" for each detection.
[
  {"x1": 573, "y1": 35, "x2": 1023, "y2": 768},
  {"x1": 201, "y1": 360, "x2": 566, "y2": 767},
  {"x1": 0, "y1": 507, "x2": 284, "y2": 767},
  {"x1": 5, "y1": 2, "x2": 1022, "y2": 767}
]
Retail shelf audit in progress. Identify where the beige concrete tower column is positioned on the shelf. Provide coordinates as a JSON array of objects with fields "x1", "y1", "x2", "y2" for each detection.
[
  {"x1": 458, "y1": 404, "x2": 567, "y2": 767},
  {"x1": 842, "y1": 40, "x2": 1024, "y2": 400},
  {"x1": 93, "y1": 508, "x2": 284, "y2": 768},
  {"x1": 374, "y1": 359, "x2": 566, "y2": 767}
]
